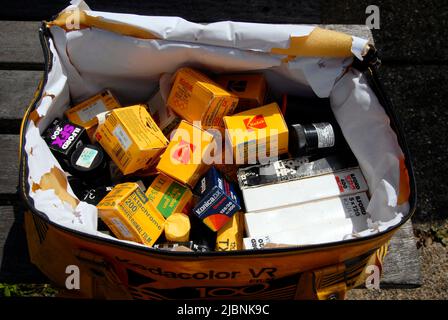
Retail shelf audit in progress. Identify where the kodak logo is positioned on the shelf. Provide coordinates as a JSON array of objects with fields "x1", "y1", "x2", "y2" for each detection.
[
  {"x1": 243, "y1": 114, "x2": 267, "y2": 130},
  {"x1": 172, "y1": 139, "x2": 196, "y2": 164}
]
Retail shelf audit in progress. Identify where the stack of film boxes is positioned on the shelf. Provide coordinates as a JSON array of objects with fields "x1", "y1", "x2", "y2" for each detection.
[{"x1": 41, "y1": 65, "x2": 371, "y2": 253}]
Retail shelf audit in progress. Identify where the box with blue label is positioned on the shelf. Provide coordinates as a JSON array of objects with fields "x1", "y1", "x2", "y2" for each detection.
[{"x1": 192, "y1": 167, "x2": 241, "y2": 232}]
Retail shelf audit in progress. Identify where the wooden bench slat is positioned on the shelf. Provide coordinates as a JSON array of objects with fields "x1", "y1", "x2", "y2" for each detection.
[
  {"x1": 0, "y1": 70, "x2": 43, "y2": 133},
  {"x1": 0, "y1": 135, "x2": 20, "y2": 198},
  {"x1": 0, "y1": 21, "x2": 44, "y2": 67},
  {"x1": 1, "y1": 0, "x2": 321, "y2": 23}
]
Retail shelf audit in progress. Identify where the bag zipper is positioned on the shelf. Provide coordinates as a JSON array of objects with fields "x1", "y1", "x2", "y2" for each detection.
[{"x1": 17, "y1": 25, "x2": 417, "y2": 258}]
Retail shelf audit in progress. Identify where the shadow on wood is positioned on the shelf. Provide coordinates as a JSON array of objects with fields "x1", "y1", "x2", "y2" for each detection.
[{"x1": 0, "y1": 204, "x2": 48, "y2": 283}]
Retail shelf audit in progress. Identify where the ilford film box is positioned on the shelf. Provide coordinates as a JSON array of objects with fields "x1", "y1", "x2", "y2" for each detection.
[
  {"x1": 241, "y1": 167, "x2": 368, "y2": 212},
  {"x1": 223, "y1": 102, "x2": 289, "y2": 163},
  {"x1": 243, "y1": 192, "x2": 370, "y2": 249},
  {"x1": 96, "y1": 105, "x2": 168, "y2": 175},
  {"x1": 215, "y1": 73, "x2": 267, "y2": 111},
  {"x1": 244, "y1": 192, "x2": 370, "y2": 237},
  {"x1": 97, "y1": 182, "x2": 165, "y2": 246},
  {"x1": 192, "y1": 167, "x2": 241, "y2": 231},
  {"x1": 145, "y1": 174, "x2": 193, "y2": 218},
  {"x1": 167, "y1": 67, "x2": 239, "y2": 128},
  {"x1": 65, "y1": 89, "x2": 121, "y2": 141},
  {"x1": 156, "y1": 120, "x2": 215, "y2": 188}
]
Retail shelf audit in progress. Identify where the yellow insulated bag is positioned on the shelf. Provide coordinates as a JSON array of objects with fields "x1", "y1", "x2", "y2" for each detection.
[{"x1": 18, "y1": 3, "x2": 416, "y2": 300}]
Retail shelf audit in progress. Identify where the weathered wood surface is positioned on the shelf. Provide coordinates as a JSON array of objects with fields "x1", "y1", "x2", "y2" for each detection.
[
  {"x1": 381, "y1": 220, "x2": 422, "y2": 288},
  {"x1": 0, "y1": 71, "x2": 43, "y2": 133},
  {"x1": 0, "y1": 20, "x2": 422, "y2": 288},
  {"x1": 0, "y1": 21, "x2": 44, "y2": 69},
  {"x1": 0, "y1": 135, "x2": 20, "y2": 200},
  {"x1": 1, "y1": 0, "x2": 321, "y2": 24}
]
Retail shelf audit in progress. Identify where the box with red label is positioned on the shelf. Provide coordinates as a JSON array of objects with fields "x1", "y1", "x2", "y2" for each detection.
[
  {"x1": 156, "y1": 120, "x2": 215, "y2": 188},
  {"x1": 241, "y1": 167, "x2": 368, "y2": 212},
  {"x1": 192, "y1": 167, "x2": 241, "y2": 232},
  {"x1": 223, "y1": 102, "x2": 289, "y2": 164},
  {"x1": 166, "y1": 67, "x2": 239, "y2": 128}
]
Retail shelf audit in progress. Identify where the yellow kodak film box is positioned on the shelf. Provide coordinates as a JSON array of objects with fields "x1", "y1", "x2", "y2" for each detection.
[
  {"x1": 97, "y1": 182, "x2": 165, "y2": 247},
  {"x1": 223, "y1": 102, "x2": 289, "y2": 163},
  {"x1": 215, "y1": 74, "x2": 267, "y2": 111},
  {"x1": 65, "y1": 89, "x2": 121, "y2": 141},
  {"x1": 156, "y1": 120, "x2": 215, "y2": 188},
  {"x1": 167, "y1": 67, "x2": 239, "y2": 128},
  {"x1": 145, "y1": 174, "x2": 193, "y2": 218},
  {"x1": 96, "y1": 105, "x2": 168, "y2": 175},
  {"x1": 216, "y1": 212, "x2": 244, "y2": 251}
]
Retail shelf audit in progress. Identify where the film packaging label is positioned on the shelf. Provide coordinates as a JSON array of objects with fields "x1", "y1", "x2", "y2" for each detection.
[
  {"x1": 192, "y1": 167, "x2": 241, "y2": 232},
  {"x1": 145, "y1": 174, "x2": 193, "y2": 218},
  {"x1": 237, "y1": 154, "x2": 358, "y2": 189},
  {"x1": 216, "y1": 211, "x2": 244, "y2": 251},
  {"x1": 167, "y1": 67, "x2": 239, "y2": 128},
  {"x1": 97, "y1": 182, "x2": 165, "y2": 246},
  {"x1": 243, "y1": 192, "x2": 370, "y2": 249},
  {"x1": 215, "y1": 73, "x2": 267, "y2": 111},
  {"x1": 244, "y1": 192, "x2": 370, "y2": 238},
  {"x1": 43, "y1": 119, "x2": 89, "y2": 161},
  {"x1": 223, "y1": 102, "x2": 289, "y2": 163},
  {"x1": 156, "y1": 120, "x2": 215, "y2": 188},
  {"x1": 241, "y1": 167, "x2": 368, "y2": 212},
  {"x1": 96, "y1": 105, "x2": 168, "y2": 175},
  {"x1": 65, "y1": 89, "x2": 121, "y2": 141}
]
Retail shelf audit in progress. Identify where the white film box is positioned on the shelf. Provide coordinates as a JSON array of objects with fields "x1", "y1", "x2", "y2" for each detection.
[
  {"x1": 241, "y1": 167, "x2": 368, "y2": 212},
  {"x1": 243, "y1": 192, "x2": 370, "y2": 249}
]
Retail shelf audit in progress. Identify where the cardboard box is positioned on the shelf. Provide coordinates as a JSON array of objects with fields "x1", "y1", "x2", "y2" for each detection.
[
  {"x1": 147, "y1": 90, "x2": 181, "y2": 136},
  {"x1": 192, "y1": 167, "x2": 241, "y2": 232},
  {"x1": 145, "y1": 174, "x2": 193, "y2": 218},
  {"x1": 216, "y1": 211, "x2": 244, "y2": 251},
  {"x1": 167, "y1": 67, "x2": 239, "y2": 128},
  {"x1": 223, "y1": 102, "x2": 289, "y2": 163},
  {"x1": 42, "y1": 119, "x2": 90, "y2": 163},
  {"x1": 237, "y1": 154, "x2": 358, "y2": 189},
  {"x1": 156, "y1": 120, "x2": 215, "y2": 188},
  {"x1": 241, "y1": 167, "x2": 368, "y2": 212},
  {"x1": 95, "y1": 105, "x2": 168, "y2": 175},
  {"x1": 65, "y1": 89, "x2": 121, "y2": 141},
  {"x1": 97, "y1": 182, "x2": 165, "y2": 246},
  {"x1": 244, "y1": 192, "x2": 370, "y2": 237},
  {"x1": 215, "y1": 73, "x2": 267, "y2": 111}
]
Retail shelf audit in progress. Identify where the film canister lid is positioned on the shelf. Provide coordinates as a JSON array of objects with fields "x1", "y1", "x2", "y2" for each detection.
[
  {"x1": 70, "y1": 144, "x2": 107, "y2": 179},
  {"x1": 289, "y1": 122, "x2": 336, "y2": 157}
]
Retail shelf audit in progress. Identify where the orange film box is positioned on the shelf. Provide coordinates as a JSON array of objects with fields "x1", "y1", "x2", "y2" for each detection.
[
  {"x1": 156, "y1": 120, "x2": 215, "y2": 188},
  {"x1": 97, "y1": 182, "x2": 165, "y2": 247},
  {"x1": 65, "y1": 89, "x2": 121, "y2": 141},
  {"x1": 215, "y1": 74, "x2": 267, "y2": 111},
  {"x1": 95, "y1": 105, "x2": 168, "y2": 175},
  {"x1": 223, "y1": 102, "x2": 289, "y2": 163},
  {"x1": 166, "y1": 67, "x2": 239, "y2": 128}
]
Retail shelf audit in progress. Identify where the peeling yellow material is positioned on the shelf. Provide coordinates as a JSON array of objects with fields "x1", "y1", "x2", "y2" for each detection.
[
  {"x1": 271, "y1": 27, "x2": 355, "y2": 61},
  {"x1": 48, "y1": 10, "x2": 158, "y2": 40},
  {"x1": 33, "y1": 167, "x2": 79, "y2": 209}
]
